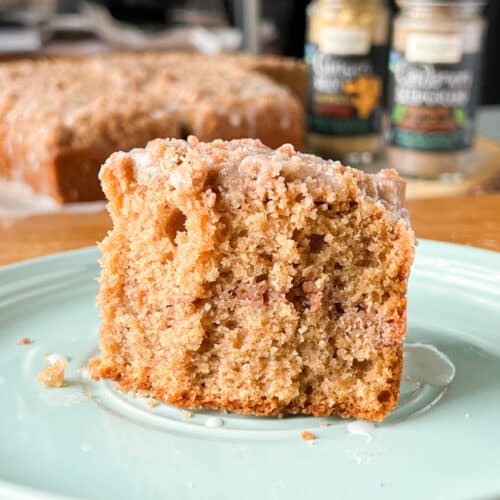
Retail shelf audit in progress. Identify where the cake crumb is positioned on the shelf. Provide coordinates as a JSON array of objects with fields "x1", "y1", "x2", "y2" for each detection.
[
  {"x1": 302, "y1": 430, "x2": 315, "y2": 441},
  {"x1": 83, "y1": 391, "x2": 92, "y2": 398},
  {"x1": 219, "y1": 408, "x2": 228, "y2": 415},
  {"x1": 182, "y1": 410, "x2": 193, "y2": 419},
  {"x1": 320, "y1": 422, "x2": 330, "y2": 427},
  {"x1": 277, "y1": 413, "x2": 284, "y2": 419},
  {"x1": 376, "y1": 480, "x2": 385, "y2": 488},
  {"x1": 37, "y1": 355, "x2": 68, "y2": 388},
  {"x1": 277, "y1": 143, "x2": 295, "y2": 155},
  {"x1": 17, "y1": 337, "x2": 31, "y2": 345},
  {"x1": 146, "y1": 398, "x2": 159, "y2": 408},
  {"x1": 87, "y1": 358, "x2": 102, "y2": 380},
  {"x1": 127, "y1": 390, "x2": 136, "y2": 399}
]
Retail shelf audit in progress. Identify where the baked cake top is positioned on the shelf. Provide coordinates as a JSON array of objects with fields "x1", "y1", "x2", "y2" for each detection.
[
  {"x1": 102, "y1": 136, "x2": 409, "y2": 224},
  {"x1": 1, "y1": 53, "x2": 301, "y2": 126}
]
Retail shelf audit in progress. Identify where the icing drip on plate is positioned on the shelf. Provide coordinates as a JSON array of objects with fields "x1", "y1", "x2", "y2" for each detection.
[{"x1": 403, "y1": 343, "x2": 456, "y2": 386}]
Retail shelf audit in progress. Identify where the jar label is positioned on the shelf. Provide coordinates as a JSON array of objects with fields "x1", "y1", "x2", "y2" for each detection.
[
  {"x1": 387, "y1": 49, "x2": 481, "y2": 152},
  {"x1": 406, "y1": 34, "x2": 462, "y2": 64},
  {"x1": 319, "y1": 28, "x2": 370, "y2": 56},
  {"x1": 305, "y1": 41, "x2": 384, "y2": 136}
]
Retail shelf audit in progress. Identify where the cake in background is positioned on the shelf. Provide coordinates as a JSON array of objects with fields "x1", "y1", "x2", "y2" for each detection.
[{"x1": 0, "y1": 52, "x2": 305, "y2": 203}]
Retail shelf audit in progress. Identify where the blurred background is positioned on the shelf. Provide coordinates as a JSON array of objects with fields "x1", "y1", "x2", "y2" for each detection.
[
  {"x1": 0, "y1": 0, "x2": 498, "y2": 103},
  {"x1": 0, "y1": 0, "x2": 499, "y2": 265}
]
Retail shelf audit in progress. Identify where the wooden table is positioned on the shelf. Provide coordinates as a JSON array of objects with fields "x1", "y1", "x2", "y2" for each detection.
[{"x1": 1, "y1": 194, "x2": 499, "y2": 267}]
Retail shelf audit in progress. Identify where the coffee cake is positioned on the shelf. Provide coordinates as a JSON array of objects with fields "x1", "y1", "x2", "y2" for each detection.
[{"x1": 91, "y1": 136, "x2": 415, "y2": 421}]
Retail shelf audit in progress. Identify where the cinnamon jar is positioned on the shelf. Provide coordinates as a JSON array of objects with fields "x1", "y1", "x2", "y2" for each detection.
[
  {"x1": 305, "y1": 0, "x2": 389, "y2": 164},
  {"x1": 387, "y1": 0, "x2": 486, "y2": 179}
]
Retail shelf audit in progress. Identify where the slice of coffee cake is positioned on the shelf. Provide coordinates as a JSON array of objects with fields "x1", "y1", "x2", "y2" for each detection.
[{"x1": 91, "y1": 137, "x2": 415, "y2": 421}]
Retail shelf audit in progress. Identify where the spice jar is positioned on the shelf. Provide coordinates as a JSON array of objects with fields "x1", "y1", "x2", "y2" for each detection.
[
  {"x1": 305, "y1": 0, "x2": 389, "y2": 164},
  {"x1": 387, "y1": 0, "x2": 486, "y2": 179}
]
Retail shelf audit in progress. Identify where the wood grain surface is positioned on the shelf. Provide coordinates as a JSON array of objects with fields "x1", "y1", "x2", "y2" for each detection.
[{"x1": 1, "y1": 194, "x2": 499, "y2": 267}]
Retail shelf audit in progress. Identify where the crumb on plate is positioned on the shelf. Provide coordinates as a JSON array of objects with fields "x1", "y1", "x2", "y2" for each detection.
[
  {"x1": 302, "y1": 430, "x2": 315, "y2": 441},
  {"x1": 37, "y1": 355, "x2": 68, "y2": 388},
  {"x1": 87, "y1": 358, "x2": 102, "y2": 380},
  {"x1": 17, "y1": 337, "x2": 31, "y2": 345}
]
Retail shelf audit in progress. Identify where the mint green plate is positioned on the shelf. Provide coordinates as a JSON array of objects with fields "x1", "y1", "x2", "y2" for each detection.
[{"x1": 1, "y1": 240, "x2": 499, "y2": 500}]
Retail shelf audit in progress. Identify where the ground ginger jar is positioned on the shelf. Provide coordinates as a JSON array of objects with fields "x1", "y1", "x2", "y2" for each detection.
[
  {"x1": 387, "y1": 0, "x2": 486, "y2": 179},
  {"x1": 305, "y1": 0, "x2": 389, "y2": 164}
]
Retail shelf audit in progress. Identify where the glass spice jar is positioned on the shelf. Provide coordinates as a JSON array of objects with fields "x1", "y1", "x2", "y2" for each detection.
[
  {"x1": 386, "y1": 0, "x2": 486, "y2": 179},
  {"x1": 305, "y1": 0, "x2": 389, "y2": 165}
]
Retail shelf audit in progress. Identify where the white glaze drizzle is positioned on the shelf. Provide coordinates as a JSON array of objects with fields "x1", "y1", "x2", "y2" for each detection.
[
  {"x1": 403, "y1": 343, "x2": 456, "y2": 386},
  {"x1": 205, "y1": 416, "x2": 224, "y2": 428}
]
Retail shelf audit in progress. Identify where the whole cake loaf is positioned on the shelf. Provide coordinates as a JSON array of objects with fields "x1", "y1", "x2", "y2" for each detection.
[
  {"x1": 0, "y1": 53, "x2": 305, "y2": 203},
  {"x1": 91, "y1": 136, "x2": 415, "y2": 421}
]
